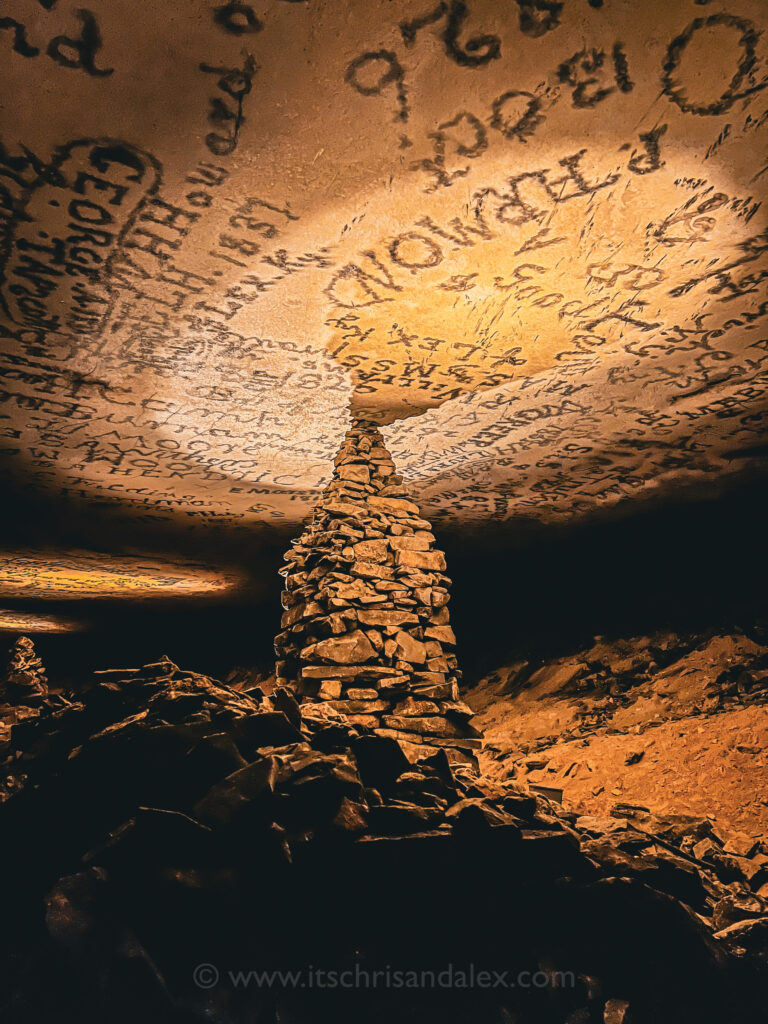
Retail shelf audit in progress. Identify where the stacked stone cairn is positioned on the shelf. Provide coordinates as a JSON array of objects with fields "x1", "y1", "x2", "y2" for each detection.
[
  {"x1": 1, "y1": 635, "x2": 49, "y2": 704},
  {"x1": 274, "y1": 420, "x2": 481, "y2": 765}
]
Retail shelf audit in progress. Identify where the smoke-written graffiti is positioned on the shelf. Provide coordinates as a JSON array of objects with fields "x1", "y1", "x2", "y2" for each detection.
[{"x1": 0, "y1": 0, "x2": 766, "y2": 531}]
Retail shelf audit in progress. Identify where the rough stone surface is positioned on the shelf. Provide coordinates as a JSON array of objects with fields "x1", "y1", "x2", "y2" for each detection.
[{"x1": 468, "y1": 627, "x2": 768, "y2": 837}]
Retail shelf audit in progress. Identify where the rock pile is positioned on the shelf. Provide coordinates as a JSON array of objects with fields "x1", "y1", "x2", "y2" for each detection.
[
  {"x1": 476, "y1": 628, "x2": 768, "y2": 756},
  {"x1": 467, "y1": 626, "x2": 768, "y2": 842},
  {"x1": 1, "y1": 635, "x2": 48, "y2": 704},
  {"x1": 0, "y1": 654, "x2": 766, "y2": 1022},
  {"x1": 274, "y1": 421, "x2": 480, "y2": 765}
]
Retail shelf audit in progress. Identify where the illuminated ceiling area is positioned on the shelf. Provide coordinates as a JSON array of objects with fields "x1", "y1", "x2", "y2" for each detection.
[
  {"x1": 0, "y1": 552, "x2": 242, "y2": 600},
  {"x1": 0, "y1": 609, "x2": 82, "y2": 634},
  {"x1": 0, "y1": 0, "x2": 766, "y2": 627}
]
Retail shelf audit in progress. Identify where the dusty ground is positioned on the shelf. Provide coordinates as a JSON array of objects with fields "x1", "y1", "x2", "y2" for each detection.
[{"x1": 467, "y1": 630, "x2": 768, "y2": 839}]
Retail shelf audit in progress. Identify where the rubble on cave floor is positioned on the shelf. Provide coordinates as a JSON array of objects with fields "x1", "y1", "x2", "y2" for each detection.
[
  {"x1": 468, "y1": 626, "x2": 768, "y2": 838},
  {"x1": 0, "y1": 653, "x2": 766, "y2": 1023}
]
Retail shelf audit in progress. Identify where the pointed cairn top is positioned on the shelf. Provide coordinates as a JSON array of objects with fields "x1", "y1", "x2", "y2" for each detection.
[
  {"x1": 326, "y1": 419, "x2": 410, "y2": 503},
  {"x1": 275, "y1": 426, "x2": 482, "y2": 767},
  {"x1": 3, "y1": 635, "x2": 49, "y2": 705}
]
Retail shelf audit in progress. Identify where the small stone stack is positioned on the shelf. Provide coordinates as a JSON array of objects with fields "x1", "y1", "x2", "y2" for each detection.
[
  {"x1": 2, "y1": 636, "x2": 49, "y2": 704},
  {"x1": 274, "y1": 420, "x2": 481, "y2": 765}
]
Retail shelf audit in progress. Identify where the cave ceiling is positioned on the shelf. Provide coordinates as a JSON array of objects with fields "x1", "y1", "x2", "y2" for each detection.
[{"x1": 1, "y1": 0, "x2": 767, "y2": 600}]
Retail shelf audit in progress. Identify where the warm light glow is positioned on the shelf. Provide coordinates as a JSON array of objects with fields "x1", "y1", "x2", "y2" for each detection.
[
  {"x1": 0, "y1": 0, "x2": 764, "y2": 532},
  {"x1": 0, "y1": 610, "x2": 83, "y2": 633},
  {"x1": 0, "y1": 551, "x2": 243, "y2": 600}
]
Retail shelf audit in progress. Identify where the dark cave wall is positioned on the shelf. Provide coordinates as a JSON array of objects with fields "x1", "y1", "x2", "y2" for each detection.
[{"x1": 5, "y1": 476, "x2": 766, "y2": 687}]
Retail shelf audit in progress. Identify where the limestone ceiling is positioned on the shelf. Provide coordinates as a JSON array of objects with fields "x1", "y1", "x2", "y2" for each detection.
[
  {"x1": 1, "y1": 0, "x2": 767, "y2": 544},
  {"x1": 0, "y1": 550, "x2": 243, "y2": 600},
  {"x1": 0, "y1": 609, "x2": 82, "y2": 633}
]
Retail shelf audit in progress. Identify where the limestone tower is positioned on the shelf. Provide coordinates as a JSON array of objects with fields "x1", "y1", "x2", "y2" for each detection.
[{"x1": 274, "y1": 421, "x2": 481, "y2": 765}]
